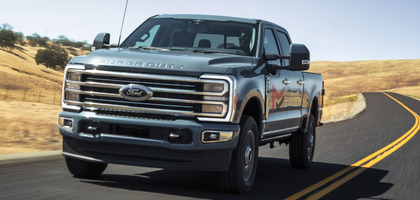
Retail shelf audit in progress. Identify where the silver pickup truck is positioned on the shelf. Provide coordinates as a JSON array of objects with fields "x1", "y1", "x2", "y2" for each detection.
[{"x1": 58, "y1": 14, "x2": 324, "y2": 193}]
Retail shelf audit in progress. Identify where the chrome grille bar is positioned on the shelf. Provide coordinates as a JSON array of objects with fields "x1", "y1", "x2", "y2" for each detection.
[
  {"x1": 64, "y1": 100, "x2": 227, "y2": 117},
  {"x1": 65, "y1": 88, "x2": 227, "y2": 105},
  {"x1": 64, "y1": 68, "x2": 231, "y2": 119},
  {"x1": 69, "y1": 69, "x2": 199, "y2": 82},
  {"x1": 66, "y1": 80, "x2": 227, "y2": 96}
]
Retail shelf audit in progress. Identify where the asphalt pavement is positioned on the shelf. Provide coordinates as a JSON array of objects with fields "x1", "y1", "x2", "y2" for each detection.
[{"x1": 0, "y1": 92, "x2": 419, "y2": 200}]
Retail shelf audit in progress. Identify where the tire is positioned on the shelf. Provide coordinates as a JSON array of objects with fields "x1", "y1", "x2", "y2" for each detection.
[
  {"x1": 65, "y1": 156, "x2": 108, "y2": 177},
  {"x1": 218, "y1": 115, "x2": 259, "y2": 194},
  {"x1": 289, "y1": 114, "x2": 316, "y2": 169}
]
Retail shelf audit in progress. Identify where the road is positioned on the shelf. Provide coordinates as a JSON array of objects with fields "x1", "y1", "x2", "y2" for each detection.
[{"x1": 0, "y1": 92, "x2": 419, "y2": 200}]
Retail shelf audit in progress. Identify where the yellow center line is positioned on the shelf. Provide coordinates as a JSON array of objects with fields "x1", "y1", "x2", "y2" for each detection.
[{"x1": 285, "y1": 93, "x2": 420, "y2": 200}]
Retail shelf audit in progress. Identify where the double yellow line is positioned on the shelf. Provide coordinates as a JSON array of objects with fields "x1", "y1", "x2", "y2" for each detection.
[{"x1": 286, "y1": 93, "x2": 420, "y2": 200}]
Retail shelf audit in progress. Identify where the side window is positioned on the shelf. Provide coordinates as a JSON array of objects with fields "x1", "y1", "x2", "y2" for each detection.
[
  {"x1": 277, "y1": 31, "x2": 290, "y2": 66},
  {"x1": 134, "y1": 25, "x2": 161, "y2": 47},
  {"x1": 264, "y1": 29, "x2": 281, "y2": 66}
]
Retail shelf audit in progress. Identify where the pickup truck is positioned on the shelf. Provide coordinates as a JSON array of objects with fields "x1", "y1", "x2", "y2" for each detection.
[{"x1": 58, "y1": 14, "x2": 323, "y2": 193}]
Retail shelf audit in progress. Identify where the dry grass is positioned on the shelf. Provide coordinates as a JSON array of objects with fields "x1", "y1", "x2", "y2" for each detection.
[
  {"x1": 309, "y1": 60, "x2": 420, "y2": 122},
  {"x1": 0, "y1": 44, "x2": 88, "y2": 154},
  {"x1": 309, "y1": 60, "x2": 420, "y2": 98},
  {"x1": 0, "y1": 46, "x2": 62, "y2": 92},
  {"x1": 0, "y1": 100, "x2": 62, "y2": 154}
]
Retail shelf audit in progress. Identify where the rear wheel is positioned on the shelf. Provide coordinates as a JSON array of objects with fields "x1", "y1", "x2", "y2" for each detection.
[
  {"x1": 289, "y1": 114, "x2": 316, "y2": 168},
  {"x1": 218, "y1": 115, "x2": 259, "y2": 194},
  {"x1": 65, "y1": 156, "x2": 108, "y2": 177}
]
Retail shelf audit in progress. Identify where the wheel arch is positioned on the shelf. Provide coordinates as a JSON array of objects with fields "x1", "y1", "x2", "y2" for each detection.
[
  {"x1": 300, "y1": 96, "x2": 320, "y2": 132},
  {"x1": 236, "y1": 92, "x2": 264, "y2": 138}
]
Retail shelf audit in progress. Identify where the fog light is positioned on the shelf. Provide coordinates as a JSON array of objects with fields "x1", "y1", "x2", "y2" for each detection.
[
  {"x1": 59, "y1": 117, "x2": 74, "y2": 131},
  {"x1": 202, "y1": 131, "x2": 233, "y2": 143},
  {"x1": 202, "y1": 104, "x2": 223, "y2": 114}
]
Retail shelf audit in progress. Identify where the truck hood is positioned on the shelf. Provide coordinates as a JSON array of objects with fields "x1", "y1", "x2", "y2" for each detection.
[{"x1": 69, "y1": 48, "x2": 257, "y2": 76}]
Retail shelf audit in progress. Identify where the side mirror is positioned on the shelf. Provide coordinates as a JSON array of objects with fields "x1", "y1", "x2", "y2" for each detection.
[
  {"x1": 263, "y1": 54, "x2": 289, "y2": 74},
  {"x1": 289, "y1": 43, "x2": 310, "y2": 71},
  {"x1": 92, "y1": 33, "x2": 110, "y2": 51}
]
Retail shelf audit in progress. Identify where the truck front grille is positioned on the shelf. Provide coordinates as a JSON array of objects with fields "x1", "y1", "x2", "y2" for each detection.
[{"x1": 63, "y1": 68, "x2": 232, "y2": 120}]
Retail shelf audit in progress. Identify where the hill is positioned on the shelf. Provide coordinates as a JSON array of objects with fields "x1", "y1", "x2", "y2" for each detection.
[
  {"x1": 309, "y1": 59, "x2": 420, "y2": 122},
  {"x1": 0, "y1": 43, "x2": 89, "y2": 93},
  {"x1": 0, "y1": 43, "x2": 89, "y2": 154},
  {"x1": 310, "y1": 60, "x2": 420, "y2": 99}
]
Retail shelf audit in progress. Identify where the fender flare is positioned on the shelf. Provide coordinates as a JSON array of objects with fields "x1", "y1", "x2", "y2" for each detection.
[
  {"x1": 234, "y1": 89, "x2": 264, "y2": 135},
  {"x1": 300, "y1": 92, "x2": 321, "y2": 132}
]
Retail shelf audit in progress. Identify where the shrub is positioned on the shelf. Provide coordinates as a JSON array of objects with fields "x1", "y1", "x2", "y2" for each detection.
[
  {"x1": 0, "y1": 29, "x2": 17, "y2": 50},
  {"x1": 26, "y1": 33, "x2": 49, "y2": 47},
  {"x1": 14, "y1": 32, "x2": 25, "y2": 45},
  {"x1": 35, "y1": 44, "x2": 69, "y2": 70}
]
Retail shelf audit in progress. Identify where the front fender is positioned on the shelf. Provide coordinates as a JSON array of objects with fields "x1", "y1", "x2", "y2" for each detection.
[{"x1": 231, "y1": 73, "x2": 265, "y2": 133}]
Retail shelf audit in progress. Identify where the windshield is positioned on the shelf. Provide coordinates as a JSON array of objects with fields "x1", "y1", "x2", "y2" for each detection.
[{"x1": 121, "y1": 18, "x2": 258, "y2": 57}]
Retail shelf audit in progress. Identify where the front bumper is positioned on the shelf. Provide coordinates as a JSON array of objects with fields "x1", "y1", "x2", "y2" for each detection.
[{"x1": 58, "y1": 111, "x2": 241, "y2": 171}]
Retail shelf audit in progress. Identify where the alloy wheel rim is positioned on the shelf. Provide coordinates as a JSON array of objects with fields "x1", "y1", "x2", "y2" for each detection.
[{"x1": 243, "y1": 130, "x2": 255, "y2": 182}]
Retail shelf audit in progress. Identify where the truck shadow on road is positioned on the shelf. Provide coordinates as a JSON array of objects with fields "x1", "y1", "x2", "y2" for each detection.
[{"x1": 80, "y1": 157, "x2": 393, "y2": 199}]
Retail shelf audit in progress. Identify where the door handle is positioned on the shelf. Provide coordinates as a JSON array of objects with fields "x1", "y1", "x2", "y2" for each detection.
[
  {"x1": 282, "y1": 79, "x2": 291, "y2": 85},
  {"x1": 297, "y1": 80, "x2": 305, "y2": 85}
]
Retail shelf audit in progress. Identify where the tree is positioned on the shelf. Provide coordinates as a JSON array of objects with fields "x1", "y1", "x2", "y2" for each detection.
[
  {"x1": 53, "y1": 35, "x2": 89, "y2": 48},
  {"x1": 26, "y1": 33, "x2": 49, "y2": 47},
  {"x1": 35, "y1": 44, "x2": 69, "y2": 70},
  {"x1": 1, "y1": 23, "x2": 13, "y2": 31},
  {"x1": 14, "y1": 32, "x2": 25, "y2": 45},
  {"x1": 53, "y1": 35, "x2": 72, "y2": 46},
  {"x1": 0, "y1": 29, "x2": 17, "y2": 50},
  {"x1": 36, "y1": 36, "x2": 49, "y2": 47}
]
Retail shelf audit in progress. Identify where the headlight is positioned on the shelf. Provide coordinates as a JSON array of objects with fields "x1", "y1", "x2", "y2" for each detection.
[
  {"x1": 203, "y1": 96, "x2": 228, "y2": 101},
  {"x1": 65, "y1": 92, "x2": 80, "y2": 101},
  {"x1": 201, "y1": 81, "x2": 228, "y2": 115},
  {"x1": 202, "y1": 104, "x2": 224, "y2": 114},
  {"x1": 203, "y1": 83, "x2": 225, "y2": 92},
  {"x1": 67, "y1": 72, "x2": 82, "y2": 81},
  {"x1": 62, "y1": 64, "x2": 85, "y2": 111},
  {"x1": 197, "y1": 74, "x2": 236, "y2": 122}
]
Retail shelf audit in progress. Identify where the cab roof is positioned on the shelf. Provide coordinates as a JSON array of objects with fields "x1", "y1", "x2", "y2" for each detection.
[{"x1": 153, "y1": 14, "x2": 261, "y2": 24}]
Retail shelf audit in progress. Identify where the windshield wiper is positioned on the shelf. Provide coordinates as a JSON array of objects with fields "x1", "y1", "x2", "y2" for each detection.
[
  {"x1": 166, "y1": 47, "x2": 218, "y2": 54},
  {"x1": 137, "y1": 46, "x2": 170, "y2": 51},
  {"x1": 191, "y1": 49, "x2": 221, "y2": 54}
]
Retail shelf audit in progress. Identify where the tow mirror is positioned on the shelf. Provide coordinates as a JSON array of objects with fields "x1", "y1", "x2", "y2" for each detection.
[
  {"x1": 289, "y1": 44, "x2": 310, "y2": 71},
  {"x1": 92, "y1": 33, "x2": 110, "y2": 51},
  {"x1": 263, "y1": 54, "x2": 289, "y2": 74}
]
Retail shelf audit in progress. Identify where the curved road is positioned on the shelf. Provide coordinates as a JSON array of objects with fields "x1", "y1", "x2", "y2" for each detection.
[{"x1": 1, "y1": 92, "x2": 419, "y2": 199}]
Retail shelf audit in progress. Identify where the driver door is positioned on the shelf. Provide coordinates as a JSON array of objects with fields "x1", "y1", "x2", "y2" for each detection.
[{"x1": 263, "y1": 28, "x2": 292, "y2": 138}]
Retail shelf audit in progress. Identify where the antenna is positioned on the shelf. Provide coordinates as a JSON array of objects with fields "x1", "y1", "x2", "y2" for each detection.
[{"x1": 118, "y1": 0, "x2": 129, "y2": 48}]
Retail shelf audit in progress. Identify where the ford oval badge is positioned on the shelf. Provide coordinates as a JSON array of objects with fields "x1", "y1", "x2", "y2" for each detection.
[{"x1": 119, "y1": 84, "x2": 153, "y2": 101}]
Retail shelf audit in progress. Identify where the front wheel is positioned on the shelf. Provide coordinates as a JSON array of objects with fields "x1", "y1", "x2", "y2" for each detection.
[
  {"x1": 289, "y1": 114, "x2": 316, "y2": 168},
  {"x1": 65, "y1": 156, "x2": 108, "y2": 177},
  {"x1": 218, "y1": 115, "x2": 259, "y2": 194}
]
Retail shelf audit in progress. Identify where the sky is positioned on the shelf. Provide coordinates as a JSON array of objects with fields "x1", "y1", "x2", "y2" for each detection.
[{"x1": 1, "y1": 0, "x2": 419, "y2": 61}]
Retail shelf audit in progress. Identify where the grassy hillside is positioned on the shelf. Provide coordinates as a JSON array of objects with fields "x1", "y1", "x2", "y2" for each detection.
[
  {"x1": 0, "y1": 43, "x2": 88, "y2": 154},
  {"x1": 0, "y1": 45, "x2": 63, "y2": 92},
  {"x1": 310, "y1": 60, "x2": 420, "y2": 100},
  {"x1": 309, "y1": 59, "x2": 420, "y2": 121}
]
